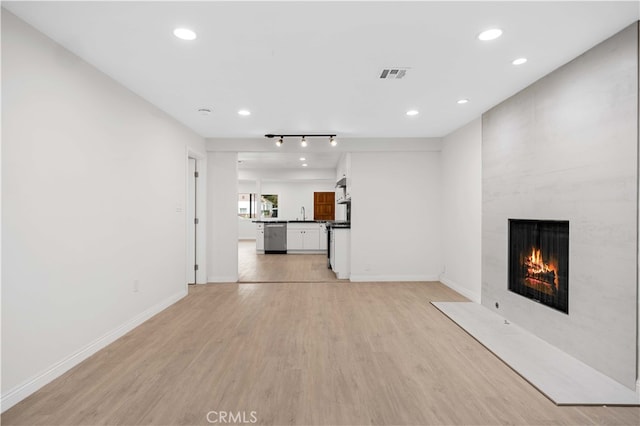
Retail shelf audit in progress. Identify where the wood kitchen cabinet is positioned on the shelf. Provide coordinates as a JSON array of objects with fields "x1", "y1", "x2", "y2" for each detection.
[{"x1": 314, "y1": 192, "x2": 335, "y2": 221}]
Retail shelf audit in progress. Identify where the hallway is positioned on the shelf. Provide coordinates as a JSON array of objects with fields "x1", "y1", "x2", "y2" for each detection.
[{"x1": 238, "y1": 240, "x2": 340, "y2": 283}]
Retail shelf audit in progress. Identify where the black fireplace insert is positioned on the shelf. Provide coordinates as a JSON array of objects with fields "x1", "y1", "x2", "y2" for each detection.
[{"x1": 508, "y1": 219, "x2": 569, "y2": 314}]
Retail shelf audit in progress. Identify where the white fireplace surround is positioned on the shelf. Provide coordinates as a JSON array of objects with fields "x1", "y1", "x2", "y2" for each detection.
[{"x1": 481, "y1": 22, "x2": 638, "y2": 390}]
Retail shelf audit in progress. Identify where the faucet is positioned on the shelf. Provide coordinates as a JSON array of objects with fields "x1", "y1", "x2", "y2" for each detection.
[{"x1": 300, "y1": 206, "x2": 306, "y2": 221}]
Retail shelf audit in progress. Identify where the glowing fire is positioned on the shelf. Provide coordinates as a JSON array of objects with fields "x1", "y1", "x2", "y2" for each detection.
[
  {"x1": 527, "y1": 248, "x2": 552, "y2": 274},
  {"x1": 524, "y1": 247, "x2": 558, "y2": 293}
]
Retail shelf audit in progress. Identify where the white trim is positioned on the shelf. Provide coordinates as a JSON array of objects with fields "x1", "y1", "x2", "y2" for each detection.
[
  {"x1": 186, "y1": 147, "x2": 207, "y2": 285},
  {"x1": 0, "y1": 290, "x2": 187, "y2": 413},
  {"x1": 207, "y1": 275, "x2": 239, "y2": 283},
  {"x1": 349, "y1": 274, "x2": 440, "y2": 282},
  {"x1": 439, "y1": 275, "x2": 482, "y2": 303}
]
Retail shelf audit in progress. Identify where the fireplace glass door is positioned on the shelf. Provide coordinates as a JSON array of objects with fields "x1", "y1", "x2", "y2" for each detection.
[{"x1": 508, "y1": 219, "x2": 569, "y2": 314}]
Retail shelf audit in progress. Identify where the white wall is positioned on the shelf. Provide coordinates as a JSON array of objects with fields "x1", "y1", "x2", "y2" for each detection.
[
  {"x1": 349, "y1": 152, "x2": 441, "y2": 281},
  {"x1": 482, "y1": 23, "x2": 638, "y2": 389},
  {"x1": 236, "y1": 177, "x2": 336, "y2": 239},
  {"x1": 207, "y1": 152, "x2": 238, "y2": 282},
  {"x1": 1, "y1": 11, "x2": 206, "y2": 410},
  {"x1": 238, "y1": 180, "x2": 257, "y2": 239},
  {"x1": 239, "y1": 168, "x2": 335, "y2": 181},
  {"x1": 440, "y1": 118, "x2": 482, "y2": 302},
  {"x1": 261, "y1": 181, "x2": 335, "y2": 220}
]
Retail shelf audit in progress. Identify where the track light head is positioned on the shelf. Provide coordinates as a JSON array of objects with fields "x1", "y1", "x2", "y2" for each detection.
[{"x1": 265, "y1": 133, "x2": 337, "y2": 148}]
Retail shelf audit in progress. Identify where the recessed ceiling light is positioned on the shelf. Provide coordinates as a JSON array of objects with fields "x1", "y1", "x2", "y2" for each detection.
[
  {"x1": 406, "y1": 110, "x2": 419, "y2": 116},
  {"x1": 173, "y1": 28, "x2": 197, "y2": 41},
  {"x1": 302, "y1": 163, "x2": 308, "y2": 167},
  {"x1": 299, "y1": 157, "x2": 306, "y2": 161},
  {"x1": 512, "y1": 57, "x2": 528, "y2": 66},
  {"x1": 238, "y1": 109, "x2": 251, "y2": 116},
  {"x1": 477, "y1": 28, "x2": 503, "y2": 41},
  {"x1": 457, "y1": 99, "x2": 469, "y2": 105}
]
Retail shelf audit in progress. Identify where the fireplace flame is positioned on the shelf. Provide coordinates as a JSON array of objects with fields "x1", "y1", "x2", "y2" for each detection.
[
  {"x1": 524, "y1": 248, "x2": 558, "y2": 289},
  {"x1": 527, "y1": 248, "x2": 551, "y2": 274}
]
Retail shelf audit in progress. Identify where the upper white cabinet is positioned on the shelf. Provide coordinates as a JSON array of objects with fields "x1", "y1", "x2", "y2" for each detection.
[{"x1": 336, "y1": 153, "x2": 352, "y2": 207}]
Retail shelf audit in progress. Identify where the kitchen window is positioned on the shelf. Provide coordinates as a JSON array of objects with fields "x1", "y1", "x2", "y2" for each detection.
[{"x1": 238, "y1": 193, "x2": 278, "y2": 218}]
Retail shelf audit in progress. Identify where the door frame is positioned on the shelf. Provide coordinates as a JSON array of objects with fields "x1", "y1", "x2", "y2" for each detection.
[{"x1": 186, "y1": 148, "x2": 207, "y2": 285}]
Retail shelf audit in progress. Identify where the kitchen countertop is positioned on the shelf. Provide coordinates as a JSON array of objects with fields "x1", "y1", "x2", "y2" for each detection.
[
  {"x1": 252, "y1": 220, "x2": 328, "y2": 223},
  {"x1": 252, "y1": 220, "x2": 350, "y2": 228},
  {"x1": 326, "y1": 222, "x2": 351, "y2": 229}
]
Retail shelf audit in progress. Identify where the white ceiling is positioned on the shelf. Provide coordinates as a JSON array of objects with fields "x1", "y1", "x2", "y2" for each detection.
[
  {"x1": 238, "y1": 151, "x2": 342, "y2": 169},
  {"x1": 4, "y1": 1, "x2": 639, "y2": 141}
]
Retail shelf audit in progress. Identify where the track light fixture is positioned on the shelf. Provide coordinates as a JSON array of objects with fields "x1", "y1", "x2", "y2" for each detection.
[{"x1": 264, "y1": 133, "x2": 338, "y2": 147}]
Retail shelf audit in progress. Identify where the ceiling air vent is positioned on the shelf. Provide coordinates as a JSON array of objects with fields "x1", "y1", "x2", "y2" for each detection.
[{"x1": 379, "y1": 68, "x2": 409, "y2": 79}]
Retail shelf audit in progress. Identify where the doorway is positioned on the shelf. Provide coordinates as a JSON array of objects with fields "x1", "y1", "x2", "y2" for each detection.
[{"x1": 187, "y1": 157, "x2": 198, "y2": 285}]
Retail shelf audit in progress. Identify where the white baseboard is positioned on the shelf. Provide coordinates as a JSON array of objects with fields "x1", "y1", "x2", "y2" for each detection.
[
  {"x1": 349, "y1": 274, "x2": 440, "y2": 282},
  {"x1": 0, "y1": 289, "x2": 187, "y2": 413},
  {"x1": 439, "y1": 275, "x2": 481, "y2": 303},
  {"x1": 207, "y1": 275, "x2": 238, "y2": 283}
]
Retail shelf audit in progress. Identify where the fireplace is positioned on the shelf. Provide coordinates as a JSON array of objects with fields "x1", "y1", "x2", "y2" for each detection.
[{"x1": 508, "y1": 219, "x2": 569, "y2": 314}]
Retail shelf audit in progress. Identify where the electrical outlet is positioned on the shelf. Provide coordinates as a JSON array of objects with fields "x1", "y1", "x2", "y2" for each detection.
[{"x1": 133, "y1": 280, "x2": 140, "y2": 293}]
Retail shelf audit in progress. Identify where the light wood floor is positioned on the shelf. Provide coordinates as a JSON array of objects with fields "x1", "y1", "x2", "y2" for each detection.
[
  {"x1": 3, "y1": 282, "x2": 639, "y2": 425},
  {"x1": 238, "y1": 240, "x2": 339, "y2": 283}
]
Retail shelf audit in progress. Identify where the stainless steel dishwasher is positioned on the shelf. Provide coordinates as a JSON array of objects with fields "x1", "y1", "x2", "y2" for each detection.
[{"x1": 264, "y1": 222, "x2": 287, "y2": 254}]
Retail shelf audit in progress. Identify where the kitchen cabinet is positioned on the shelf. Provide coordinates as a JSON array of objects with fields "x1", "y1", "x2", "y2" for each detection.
[
  {"x1": 314, "y1": 192, "x2": 335, "y2": 221},
  {"x1": 330, "y1": 228, "x2": 350, "y2": 279},
  {"x1": 319, "y1": 223, "x2": 328, "y2": 250},
  {"x1": 256, "y1": 222, "x2": 326, "y2": 253},
  {"x1": 287, "y1": 229, "x2": 304, "y2": 250},
  {"x1": 335, "y1": 153, "x2": 352, "y2": 210},
  {"x1": 286, "y1": 223, "x2": 324, "y2": 252},
  {"x1": 256, "y1": 223, "x2": 264, "y2": 252}
]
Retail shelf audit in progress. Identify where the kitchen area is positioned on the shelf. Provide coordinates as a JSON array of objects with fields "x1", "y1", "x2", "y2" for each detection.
[{"x1": 238, "y1": 152, "x2": 352, "y2": 281}]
